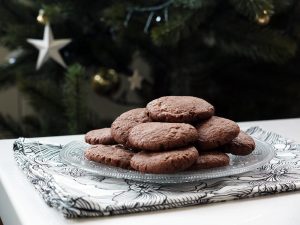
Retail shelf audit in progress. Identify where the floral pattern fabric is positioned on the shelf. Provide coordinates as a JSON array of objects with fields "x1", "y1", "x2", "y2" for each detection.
[{"x1": 13, "y1": 127, "x2": 300, "y2": 218}]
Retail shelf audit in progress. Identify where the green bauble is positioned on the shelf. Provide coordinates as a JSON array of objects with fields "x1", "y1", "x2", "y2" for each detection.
[{"x1": 92, "y1": 68, "x2": 120, "y2": 96}]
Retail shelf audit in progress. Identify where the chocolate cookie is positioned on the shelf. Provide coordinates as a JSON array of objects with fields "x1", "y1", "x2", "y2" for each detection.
[
  {"x1": 130, "y1": 146, "x2": 199, "y2": 174},
  {"x1": 221, "y1": 131, "x2": 256, "y2": 156},
  {"x1": 195, "y1": 116, "x2": 240, "y2": 150},
  {"x1": 146, "y1": 96, "x2": 214, "y2": 123},
  {"x1": 190, "y1": 151, "x2": 230, "y2": 170},
  {"x1": 128, "y1": 122, "x2": 198, "y2": 151},
  {"x1": 85, "y1": 144, "x2": 134, "y2": 169},
  {"x1": 85, "y1": 128, "x2": 116, "y2": 145},
  {"x1": 111, "y1": 108, "x2": 151, "y2": 146}
]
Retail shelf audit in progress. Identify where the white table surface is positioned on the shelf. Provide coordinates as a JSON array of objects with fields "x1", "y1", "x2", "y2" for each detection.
[{"x1": 1, "y1": 118, "x2": 300, "y2": 225}]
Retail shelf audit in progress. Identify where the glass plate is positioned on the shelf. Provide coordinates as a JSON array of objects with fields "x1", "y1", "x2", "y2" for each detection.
[{"x1": 59, "y1": 138, "x2": 274, "y2": 183}]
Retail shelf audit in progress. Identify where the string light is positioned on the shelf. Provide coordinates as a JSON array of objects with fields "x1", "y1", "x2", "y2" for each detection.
[{"x1": 124, "y1": 0, "x2": 173, "y2": 33}]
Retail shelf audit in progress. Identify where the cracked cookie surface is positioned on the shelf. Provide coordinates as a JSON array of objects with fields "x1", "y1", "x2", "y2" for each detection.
[
  {"x1": 111, "y1": 108, "x2": 151, "y2": 146},
  {"x1": 195, "y1": 116, "x2": 240, "y2": 150},
  {"x1": 190, "y1": 151, "x2": 230, "y2": 170},
  {"x1": 130, "y1": 146, "x2": 199, "y2": 173},
  {"x1": 128, "y1": 122, "x2": 198, "y2": 151},
  {"x1": 146, "y1": 96, "x2": 214, "y2": 123},
  {"x1": 85, "y1": 128, "x2": 116, "y2": 145},
  {"x1": 85, "y1": 144, "x2": 134, "y2": 169},
  {"x1": 221, "y1": 131, "x2": 256, "y2": 155}
]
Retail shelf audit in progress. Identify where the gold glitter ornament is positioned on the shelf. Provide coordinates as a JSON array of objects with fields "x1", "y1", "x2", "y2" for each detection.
[
  {"x1": 256, "y1": 10, "x2": 270, "y2": 26},
  {"x1": 37, "y1": 9, "x2": 48, "y2": 24},
  {"x1": 92, "y1": 68, "x2": 120, "y2": 95}
]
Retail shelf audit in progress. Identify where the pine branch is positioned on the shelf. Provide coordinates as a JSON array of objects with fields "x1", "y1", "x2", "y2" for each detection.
[
  {"x1": 0, "y1": 23, "x2": 38, "y2": 48},
  {"x1": 151, "y1": 4, "x2": 215, "y2": 46},
  {"x1": 0, "y1": 0, "x2": 36, "y2": 47},
  {"x1": 229, "y1": 0, "x2": 274, "y2": 20},
  {"x1": 19, "y1": 78, "x2": 68, "y2": 136},
  {"x1": 19, "y1": 78, "x2": 64, "y2": 113},
  {"x1": 207, "y1": 10, "x2": 298, "y2": 63},
  {"x1": 286, "y1": 0, "x2": 300, "y2": 39},
  {"x1": 42, "y1": 3, "x2": 73, "y2": 24},
  {"x1": 102, "y1": 3, "x2": 127, "y2": 26},
  {"x1": 173, "y1": 0, "x2": 214, "y2": 9},
  {"x1": 21, "y1": 115, "x2": 42, "y2": 137},
  {"x1": 85, "y1": 110, "x2": 111, "y2": 131},
  {"x1": 0, "y1": 113, "x2": 24, "y2": 138},
  {"x1": 0, "y1": 52, "x2": 33, "y2": 91},
  {"x1": 273, "y1": 0, "x2": 294, "y2": 14},
  {"x1": 0, "y1": 65, "x2": 17, "y2": 90},
  {"x1": 0, "y1": 0, "x2": 31, "y2": 24},
  {"x1": 214, "y1": 21, "x2": 297, "y2": 63},
  {"x1": 151, "y1": 11, "x2": 193, "y2": 46},
  {"x1": 63, "y1": 63, "x2": 87, "y2": 134}
]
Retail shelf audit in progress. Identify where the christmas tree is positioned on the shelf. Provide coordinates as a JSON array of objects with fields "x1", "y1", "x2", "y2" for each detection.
[{"x1": 0, "y1": 0, "x2": 300, "y2": 138}]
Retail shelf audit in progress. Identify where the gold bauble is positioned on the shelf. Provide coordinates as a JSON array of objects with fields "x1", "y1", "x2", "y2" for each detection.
[
  {"x1": 37, "y1": 9, "x2": 48, "y2": 25},
  {"x1": 256, "y1": 10, "x2": 270, "y2": 26},
  {"x1": 92, "y1": 68, "x2": 120, "y2": 96}
]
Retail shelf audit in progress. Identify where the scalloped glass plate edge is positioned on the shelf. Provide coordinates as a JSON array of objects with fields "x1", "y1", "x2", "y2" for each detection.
[{"x1": 59, "y1": 138, "x2": 275, "y2": 183}]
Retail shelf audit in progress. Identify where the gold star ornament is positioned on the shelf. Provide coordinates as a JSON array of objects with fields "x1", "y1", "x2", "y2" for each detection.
[{"x1": 128, "y1": 70, "x2": 143, "y2": 91}]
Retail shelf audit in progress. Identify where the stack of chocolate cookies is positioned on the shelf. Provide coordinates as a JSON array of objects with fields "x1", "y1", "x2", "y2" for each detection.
[{"x1": 84, "y1": 96, "x2": 255, "y2": 174}]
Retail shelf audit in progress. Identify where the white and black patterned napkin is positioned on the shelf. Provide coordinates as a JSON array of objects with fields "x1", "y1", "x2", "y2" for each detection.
[{"x1": 13, "y1": 127, "x2": 300, "y2": 218}]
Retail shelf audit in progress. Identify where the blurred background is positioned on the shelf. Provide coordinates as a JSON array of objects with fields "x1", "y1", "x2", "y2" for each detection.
[{"x1": 0, "y1": 0, "x2": 300, "y2": 138}]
